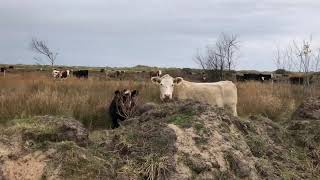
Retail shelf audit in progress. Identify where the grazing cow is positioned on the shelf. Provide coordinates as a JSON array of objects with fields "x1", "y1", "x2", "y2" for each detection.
[
  {"x1": 8, "y1": 66, "x2": 14, "y2": 69},
  {"x1": 149, "y1": 70, "x2": 162, "y2": 78},
  {"x1": 73, "y1": 70, "x2": 89, "y2": 78},
  {"x1": 60, "y1": 70, "x2": 68, "y2": 79},
  {"x1": 109, "y1": 89, "x2": 139, "y2": 129},
  {"x1": 1, "y1": 67, "x2": 6, "y2": 77},
  {"x1": 289, "y1": 76, "x2": 304, "y2": 85},
  {"x1": 236, "y1": 74, "x2": 245, "y2": 82},
  {"x1": 201, "y1": 72, "x2": 207, "y2": 82},
  {"x1": 107, "y1": 70, "x2": 125, "y2": 79},
  {"x1": 52, "y1": 70, "x2": 61, "y2": 78},
  {"x1": 151, "y1": 74, "x2": 238, "y2": 116},
  {"x1": 242, "y1": 73, "x2": 273, "y2": 82}
]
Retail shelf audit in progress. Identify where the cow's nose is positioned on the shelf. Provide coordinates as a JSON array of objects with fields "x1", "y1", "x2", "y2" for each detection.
[
  {"x1": 162, "y1": 95, "x2": 171, "y2": 102},
  {"x1": 164, "y1": 94, "x2": 171, "y2": 99}
]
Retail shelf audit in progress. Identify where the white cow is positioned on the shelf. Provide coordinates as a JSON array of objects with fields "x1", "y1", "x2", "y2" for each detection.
[
  {"x1": 52, "y1": 70, "x2": 60, "y2": 78},
  {"x1": 66, "y1": 70, "x2": 71, "y2": 77},
  {"x1": 151, "y1": 74, "x2": 238, "y2": 116}
]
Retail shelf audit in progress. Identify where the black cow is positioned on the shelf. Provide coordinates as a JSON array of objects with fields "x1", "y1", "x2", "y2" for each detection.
[
  {"x1": 289, "y1": 76, "x2": 304, "y2": 85},
  {"x1": 242, "y1": 73, "x2": 273, "y2": 82},
  {"x1": 73, "y1": 70, "x2": 89, "y2": 78},
  {"x1": 109, "y1": 89, "x2": 139, "y2": 129},
  {"x1": 236, "y1": 74, "x2": 245, "y2": 81},
  {"x1": 8, "y1": 66, "x2": 14, "y2": 69},
  {"x1": 0, "y1": 67, "x2": 5, "y2": 72}
]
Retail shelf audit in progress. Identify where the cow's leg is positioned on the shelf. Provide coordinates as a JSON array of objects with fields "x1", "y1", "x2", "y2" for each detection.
[
  {"x1": 225, "y1": 103, "x2": 237, "y2": 116},
  {"x1": 111, "y1": 117, "x2": 120, "y2": 129},
  {"x1": 232, "y1": 104, "x2": 237, "y2": 116}
]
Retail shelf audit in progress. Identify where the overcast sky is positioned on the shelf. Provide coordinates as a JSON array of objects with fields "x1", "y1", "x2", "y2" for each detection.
[{"x1": 1, "y1": 0, "x2": 320, "y2": 70}]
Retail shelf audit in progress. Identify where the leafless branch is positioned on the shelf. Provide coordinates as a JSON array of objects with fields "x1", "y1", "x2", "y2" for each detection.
[
  {"x1": 31, "y1": 38, "x2": 58, "y2": 67},
  {"x1": 274, "y1": 36, "x2": 318, "y2": 87},
  {"x1": 195, "y1": 33, "x2": 240, "y2": 81}
]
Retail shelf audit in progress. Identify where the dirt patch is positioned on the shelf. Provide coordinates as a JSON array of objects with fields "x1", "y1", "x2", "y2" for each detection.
[
  {"x1": 2, "y1": 151, "x2": 48, "y2": 180},
  {"x1": 292, "y1": 97, "x2": 320, "y2": 120}
]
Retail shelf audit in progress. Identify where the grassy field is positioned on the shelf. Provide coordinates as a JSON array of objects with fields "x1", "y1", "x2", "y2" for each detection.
[{"x1": 1, "y1": 71, "x2": 319, "y2": 129}]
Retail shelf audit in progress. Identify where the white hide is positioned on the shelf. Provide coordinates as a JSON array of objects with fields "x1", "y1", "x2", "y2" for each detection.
[
  {"x1": 52, "y1": 70, "x2": 60, "y2": 78},
  {"x1": 151, "y1": 74, "x2": 238, "y2": 116}
]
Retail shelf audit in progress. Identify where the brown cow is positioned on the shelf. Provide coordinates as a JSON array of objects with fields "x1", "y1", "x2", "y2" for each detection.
[
  {"x1": 109, "y1": 89, "x2": 139, "y2": 128},
  {"x1": 60, "y1": 70, "x2": 68, "y2": 78},
  {"x1": 107, "y1": 70, "x2": 125, "y2": 78},
  {"x1": 52, "y1": 69, "x2": 70, "y2": 79},
  {"x1": 149, "y1": 70, "x2": 162, "y2": 78}
]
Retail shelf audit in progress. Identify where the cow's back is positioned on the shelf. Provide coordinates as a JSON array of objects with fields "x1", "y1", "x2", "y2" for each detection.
[
  {"x1": 175, "y1": 80, "x2": 237, "y2": 115},
  {"x1": 175, "y1": 81, "x2": 224, "y2": 106}
]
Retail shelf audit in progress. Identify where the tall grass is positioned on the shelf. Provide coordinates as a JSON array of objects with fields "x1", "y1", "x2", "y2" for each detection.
[
  {"x1": 1, "y1": 72, "x2": 319, "y2": 128},
  {"x1": 237, "y1": 81, "x2": 320, "y2": 120},
  {"x1": 0, "y1": 72, "x2": 160, "y2": 128}
]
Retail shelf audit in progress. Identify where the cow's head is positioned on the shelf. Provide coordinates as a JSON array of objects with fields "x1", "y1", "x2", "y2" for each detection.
[
  {"x1": 114, "y1": 89, "x2": 139, "y2": 110},
  {"x1": 151, "y1": 74, "x2": 183, "y2": 101}
]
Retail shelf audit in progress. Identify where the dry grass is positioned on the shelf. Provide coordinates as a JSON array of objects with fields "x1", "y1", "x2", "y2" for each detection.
[
  {"x1": 0, "y1": 72, "x2": 160, "y2": 128},
  {"x1": 1, "y1": 72, "x2": 320, "y2": 128},
  {"x1": 237, "y1": 81, "x2": 320, "y2": 120}
]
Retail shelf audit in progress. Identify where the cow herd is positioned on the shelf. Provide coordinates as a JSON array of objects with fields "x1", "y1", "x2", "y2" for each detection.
[
  {"x1": 51, "y1": 69, "x2": 89, "y2": 79},
  {"x1": 1, "y1": 66, "x2": 315, "y2": 129},
  {"x1": 51, "y1": 69, "x2": 162, "y2": 80},
  {"x1": 236, "y1": 73, "x2": 273, "y2": 83}
]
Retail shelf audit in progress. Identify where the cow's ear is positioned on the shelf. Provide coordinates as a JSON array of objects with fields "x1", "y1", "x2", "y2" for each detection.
[
  {"x1": 151, "y1": 77, "x2": 161, "y2": 84},
  {"x1": 174, "y1": 77, "x2": 183, "y2": 85},
  {"x1": 131, "y1": 90, "x2": 139, "y2": 97},
  {"x1": 114, "y1": 90, "x2": 120, "y2": 95}
]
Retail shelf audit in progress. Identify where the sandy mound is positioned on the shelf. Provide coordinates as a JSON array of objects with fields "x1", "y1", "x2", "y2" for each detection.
[
  {"x1": 287, "y1": 97, "x2": 320, "y2": 171},
  {"x1": 0, "y1": 99, "x2": 320, "y2": 179},
  {"x1": 2, "y1": 150, "x2": 50, "y2": 180},
  {"x1": 0, "y1": 116, "x2": 90, "y2": 180}
]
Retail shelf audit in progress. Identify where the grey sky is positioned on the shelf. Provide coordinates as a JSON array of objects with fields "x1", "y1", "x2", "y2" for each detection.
[{"x1": 1, "y1": 0, "x2": 320, "y2": 70}]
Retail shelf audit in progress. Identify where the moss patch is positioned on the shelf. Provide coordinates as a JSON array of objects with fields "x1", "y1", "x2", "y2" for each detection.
[{"x1": 168, "y1": 114, "x2": 193, "y2": 128}]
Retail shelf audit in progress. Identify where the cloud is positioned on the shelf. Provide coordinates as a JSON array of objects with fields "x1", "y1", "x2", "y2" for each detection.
[{"x1": 1, "y1": 0, "x2": 320, "y2": 70}]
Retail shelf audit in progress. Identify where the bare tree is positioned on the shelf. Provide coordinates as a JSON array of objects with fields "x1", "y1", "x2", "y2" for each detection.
[
  {"x1": 31, "y1": 38, "x2": 58, "y2": 67},
  {"x1": 274, "y1": 36, "x2": 320, "y2": 87},
  {"x1": 274, "y1": 45, "x2": 295, "y2": 72},
  {"x1": 222, "y1": 33, "x2": 239, "y2": 71},
  {"x1": 195, "y1": 33, "x2": 240, "y2": 81},
  {"x1": 293, "y1": 39, "x2": 313, "y2": 86}
]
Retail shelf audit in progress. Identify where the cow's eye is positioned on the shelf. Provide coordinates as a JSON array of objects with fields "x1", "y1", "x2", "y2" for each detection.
[{"x1": 160, "y1": 83, "x2": 163, "y2": 86}]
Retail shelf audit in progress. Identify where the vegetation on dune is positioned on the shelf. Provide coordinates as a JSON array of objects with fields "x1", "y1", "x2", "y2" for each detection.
[{"x1": 0, "y1": 99, "x2": 320, "y2": 179}]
